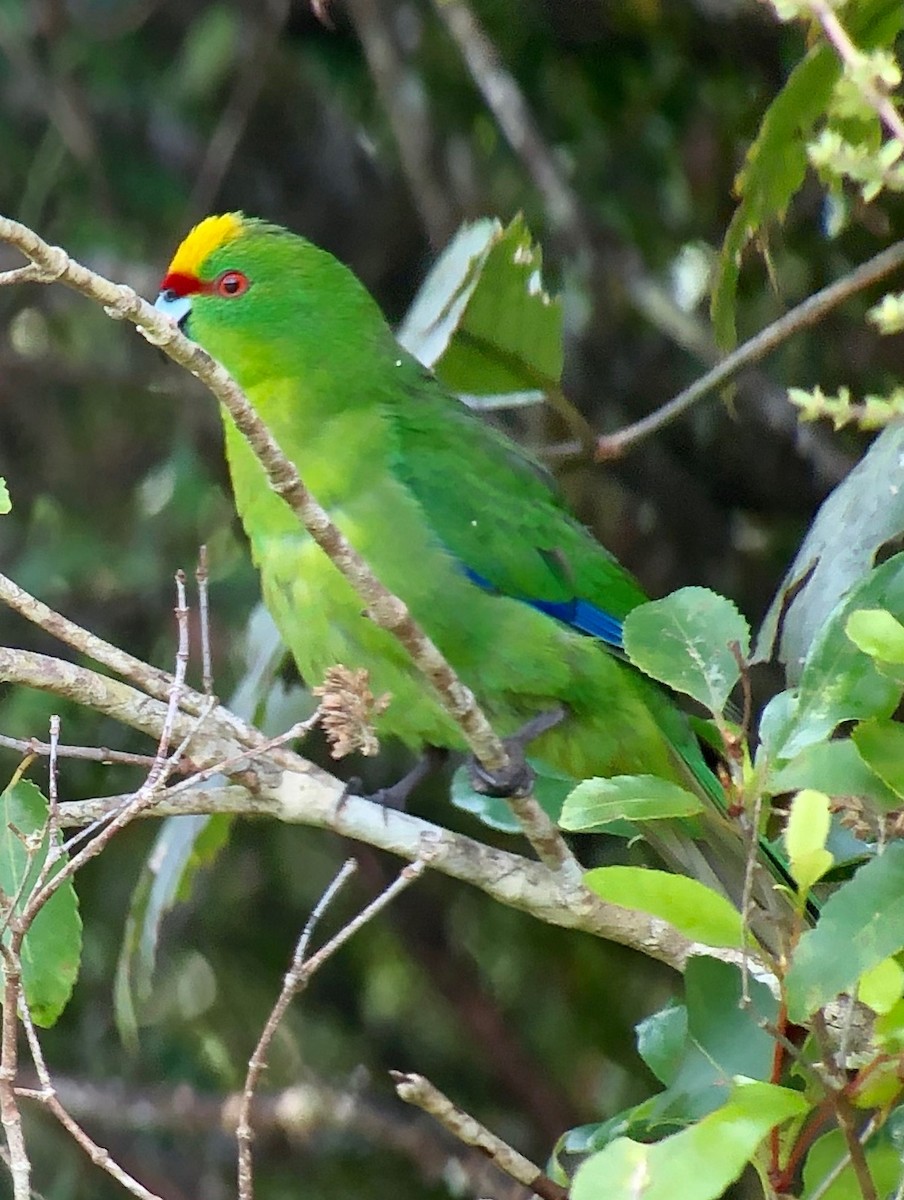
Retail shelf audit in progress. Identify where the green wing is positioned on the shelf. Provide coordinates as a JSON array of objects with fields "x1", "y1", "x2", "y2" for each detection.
[{"x1": 384, "y1": 366, "x2": 647, "y2": 644}]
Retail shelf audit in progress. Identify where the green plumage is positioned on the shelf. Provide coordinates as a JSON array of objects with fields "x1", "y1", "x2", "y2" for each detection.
[{"x1": 159, "y1": 215, "x2": 785, "y2": 935}]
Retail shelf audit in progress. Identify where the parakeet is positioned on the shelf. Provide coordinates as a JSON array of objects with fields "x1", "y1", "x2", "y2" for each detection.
[{"x1": 155, "y1": 213, "x2": 785, "y2": 939}]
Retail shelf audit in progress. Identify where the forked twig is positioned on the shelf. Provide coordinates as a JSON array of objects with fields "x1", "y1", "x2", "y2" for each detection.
[{"x1": 236, "y1": 857, "x2": 428, "y2": 1200}]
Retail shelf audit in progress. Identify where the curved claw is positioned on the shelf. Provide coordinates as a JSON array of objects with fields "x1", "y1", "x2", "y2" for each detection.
[{"x1": 468, "y1": 704, "x2": 567, "y2": 797}]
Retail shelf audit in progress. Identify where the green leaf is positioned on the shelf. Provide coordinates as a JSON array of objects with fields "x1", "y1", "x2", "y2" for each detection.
[
  {"x1": 115, "y1": 814, "x2": 232, "y2": 1047},
  {"x1": 760, "y1": 554, "x2": 904, "y2": 764},
  {"x1": 766, "y1": 738, "x2": 900, "y2": 810},
  {"x1": 560, "y1": 775, "x2": 703, "y2": 832},
  {"x1": 623, "y1": 588, "x2": 749, "y2": 714},
  {"x1": 846, "y1": 607, "x2": 904, "y2": 663},
  {"x1": 571, "y1": 1080, "x2": 807, "y2": 1200},
  {"x1": 859, "y1": 957, "x2": 903, "y2": 1015},
  {"x1": 712, "y1": 0, "x2": 904, "y2": 345},
  {"x1": 786, "y1": 844, "x2": 904, "y2": 1022},
  {"x1": 397, "y1": 219, "x2": 500, "y2": 367},
  {"x1": 636, "y1": 1004, "x2": 688, "y2": 1086},
  {"x1": 0, "y1": 779, "x2": 81, "y2": 1027},
  {"x1": 784, "y1": 789, "x2": 834, "y2": 895},
  {"x1": 398, "y1": 215, "x2": 562, "y2": 396},
  {"x1": 643, "y1": 959, "x2": 779, "y2": 1125},
  {"x1": 802, "y1": 1129, "x2": 902, "y2": 1200},
  {"x1": 450, "y1": 757, "x2": 574, "y2": 833},
  {"x1": 852, "y1": 718, "x2": 904, "y2": 800},
  {"x1": 0, "y1": 478, "x2": 11, "y2": 514},
  {"x1": 712, "y1": 49, "x2": 836, "y2": 346},
  {"x1": 755, "y1": 430, "x2": 904, "y2": 683},
  {"x1": 585, "y1": 867, "x2": 743, "y2": 948}
]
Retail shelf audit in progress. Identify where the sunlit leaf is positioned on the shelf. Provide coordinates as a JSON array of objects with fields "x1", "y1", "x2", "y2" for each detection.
[
  {"x1": 623, "y1": 588, "x2": 749, "y2": 714},
  {"x1": 784, "y1": 789, "x2": 834, "y2": 895},
  {"x1": 398, "y1": 215, "x2": 562, "y2": 396},
  {"x1": 572, "y1": 1080, "x2": 806, "y2": 1200},
  {"x1": 560, "y1": 775, "x2": 703, "y2": 832},
  {"x1": 852, "y1": 718, "x2": 904, "y2": 799},
  {"x1": 0, "y1": 778, "x2": 81, "y2": 1027},
  {"x1": 846, "y1": 607, "x2": 904, "y2": 663},
  {"x1": 585, "y1": 867, "x2": 743, "y2": 948},
  {"x1": 786, "y1": 844, "x2": 904, "y2": 1021}
]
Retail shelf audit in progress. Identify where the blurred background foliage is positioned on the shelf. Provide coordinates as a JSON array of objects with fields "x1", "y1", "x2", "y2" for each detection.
[{"x1": 0, "y1": 1, "x2": 898, "y2": 1196}]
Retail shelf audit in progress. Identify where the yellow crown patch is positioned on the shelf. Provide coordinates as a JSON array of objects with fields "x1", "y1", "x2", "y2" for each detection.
[{"x1": 167, "y1": 212, "x2": 244, "y2": 279}]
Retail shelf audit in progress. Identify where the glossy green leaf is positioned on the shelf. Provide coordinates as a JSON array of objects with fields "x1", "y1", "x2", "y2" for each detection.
[
  {"x1": 784, "y1": 789, "x2": 834, "y2": 895},
  {"x1": 636, "y1": 1004, "x2": 688, "y2": 1085},
  {"x1": 802, "y1": 1129, "x2": 902, "y2": 1200},
  {"x1": 859, "y1": 957, "x2": 903, "y2": 1015},
  {"x1": 756, "y1": 431, "x2": 904, "y2": 684},
  {"x1": 846, "y1": 607, "x2": 904, "y2": 663},
  {"x1": 786, "y1": 844, "x2": 904, "y2": 1022},
  {"x1": 761, "y1": 554, "x2": 904, "y2": 764},
  {"x1": 623, "y1": 588, "x2": 748, "y2": 714},
  {"x1": 0, "y1": 478, "x2": 10, "y2": 514},
  {"x1": 852, "y1": 718, "x2": 904, "y2": 799},
  {"x1": 766, "y1": 738, "x2": 900, "y2": 810},
  {"x1": 560, "y1": 775, "x2": 703, "y2": 832},
  {"x1": 399, "y1": 215, "x2": 562, "y2": 395},
  {"x1": 585, "y1": 867, "x2": 743, "y2": 948},
  {"x1": 0, "y1": 779, "x2": 81, "y2": 1027},
  {"x1": 572, "y1": 1080, "x2": 807, "y2": 1200},
  {"x1": 641, "y1": 958, "x2": 778, "y2": 1126}
]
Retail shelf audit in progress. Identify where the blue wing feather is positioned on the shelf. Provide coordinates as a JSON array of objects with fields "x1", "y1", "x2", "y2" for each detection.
[{"x1": 463, "y1": 566, "x2": 624, "y2": 649}]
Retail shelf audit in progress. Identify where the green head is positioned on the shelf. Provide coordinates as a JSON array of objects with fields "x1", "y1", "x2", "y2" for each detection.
[{"x1": 155, "y1": 212, "x2": 394, "y2": 390}]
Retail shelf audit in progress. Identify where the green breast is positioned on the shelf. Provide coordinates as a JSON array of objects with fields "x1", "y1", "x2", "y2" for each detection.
[{"x1": 218, "y1": 382, "x2": 699, "y2": 787}]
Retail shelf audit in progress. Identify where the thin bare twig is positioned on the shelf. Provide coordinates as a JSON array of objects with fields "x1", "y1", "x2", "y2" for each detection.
[
  {"x1": 596, "y1": 238, "x2": 904, "y2": 458},
  {"x1": 10, "y1": 1068, "x2": 531, "y2": 1199},
  {"x1": 237, "y1": 858, "x2": 427, "y2": 1200},
  {"x1": 144, "y1": 570, "x2": 190, "y2": 789},
  {"x1": 46, "y1": 716, "x2": 60, "y2": 834},
  {"x1": 0, "y1": 264, "x2": 46, "y2": 287},
  {"x1": 0, "y1": 568, "x2": 287, "y2": 765},
  {"x1": 17, "y1": 990, "x2": 163, "y2": 1200},
  {"x1": 0, "y1": 950, "x2": 29, "y2": 1199},
  {"x1": 196, "y1": 545, "x2": 213, "y2": 695},
  {"x1": 392, "y1": 1071, "x2": 567, "y2": 1200},
  {"x1": 50, "y1": 695, "x2": 217, "y2": 875},
  {"x1": 806, "y1": 1115, "x2": 881, "y2": 1200},
  {"x1": 0, "y1": 733, "x2": 169, "y2": 771},
  {"x1": 0, "y1": 637, "x2": 745, "y2": 974},
  {"x1": 0, "y1": 591, "x2": 219, "y2": 1194},
  {"x1": 236, "y1": 858, "x2": 358, "y2": 1199}
]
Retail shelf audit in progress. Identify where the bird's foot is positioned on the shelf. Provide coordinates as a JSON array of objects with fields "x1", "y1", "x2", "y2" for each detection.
[
  {"x1": 468, "y1": 705, "x2": 567, "y2": 798},
  {"x1": 356, "y1": 745, "x2": 449, "y2": 812}
]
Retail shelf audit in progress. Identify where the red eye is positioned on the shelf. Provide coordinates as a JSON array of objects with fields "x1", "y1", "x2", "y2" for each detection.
[{"x1": 215, "y1": 270, "x2": 249, "y2": 298}]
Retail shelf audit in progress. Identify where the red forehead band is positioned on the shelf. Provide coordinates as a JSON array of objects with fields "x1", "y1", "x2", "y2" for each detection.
[{"x1": 160, "y1": 272, "x2": 214, "y2": 297}]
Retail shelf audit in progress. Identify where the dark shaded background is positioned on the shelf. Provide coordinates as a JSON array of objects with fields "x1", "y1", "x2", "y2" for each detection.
[{"x1": 0, "y1": 1, "x2": 896, "y2": 1196}]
